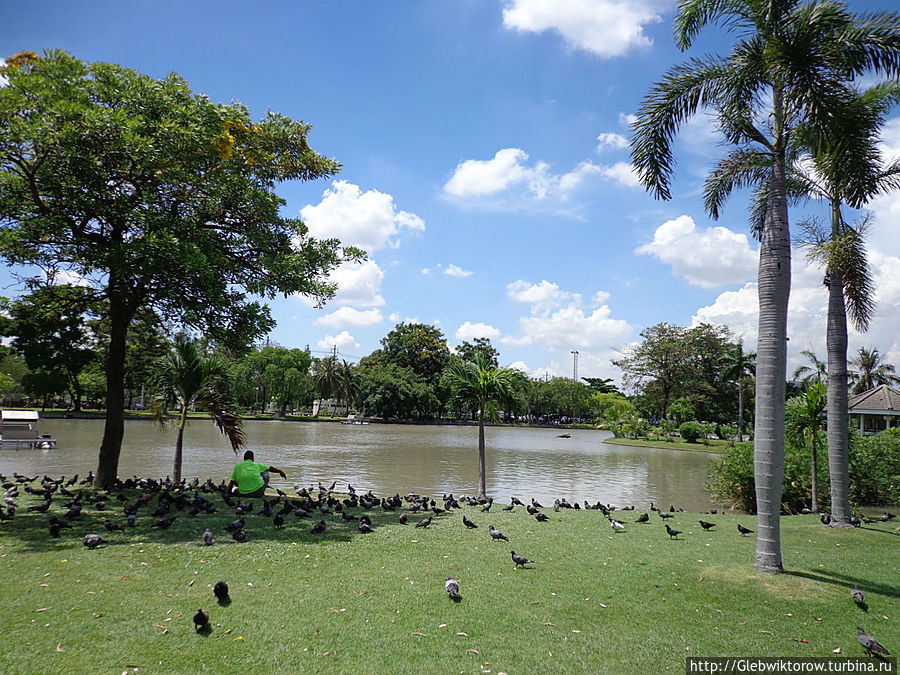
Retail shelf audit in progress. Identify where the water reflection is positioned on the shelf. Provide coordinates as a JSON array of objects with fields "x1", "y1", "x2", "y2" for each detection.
[{"x1": 0, "y1": 419, "x2": 718, "y2": 511}]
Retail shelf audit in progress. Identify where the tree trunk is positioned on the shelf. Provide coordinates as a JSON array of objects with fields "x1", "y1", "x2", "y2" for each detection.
[
  {"x1": 173, "y1": 406, "x2": 187, "y2": 485},
  {"x1": 477, "y1": 410, "x2": 487, "y2": 500},
  {"x1": 737, "y1": 380, "x2": 744, "y2": 440},
  {"x1": 826, "y1": 266, "x2": 853, "y2": 525},
  {"x1": 753, "y1": 108, "x2": 790, "y2": 574},
  {"x1": 810, "y1": 434, "x2": 819, "y2": 513},
  {"x1": 94, "y1": 299, "x2": 131, "y2": 488}
]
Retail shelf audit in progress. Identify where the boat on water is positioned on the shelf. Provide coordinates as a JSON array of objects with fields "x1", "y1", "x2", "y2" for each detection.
[
  {"x1": 0, "y1": 410, "x2": 57, "y2": 449},
  {"x1": 341, "y1": 414, "x2": 369, "y2": 425}
]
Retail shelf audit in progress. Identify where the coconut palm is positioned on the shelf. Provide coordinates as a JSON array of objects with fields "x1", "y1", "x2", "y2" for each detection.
[
  {"x1": 630, "y1": 0, "x2": 900, "y2": 573},
  {"x1": 850, "y1": 347, "x2": 900, "y2": 395},
  {"x1": 312, "y1": 356, "x2": 339, "y2": 417},
  {"x1": 152, "y1": 335, "x2": 244, "y2": 484},
  {"x1": 719, "y1": 341, "x2": 756, "y2": 439},
  {"x1": 792, "y1": 349, "x2": 827, "y2": 389},
  {"x1": 442, "y1": 354, "x2": 518, "y2": 500},
  {"x1": 336, "y1": 359, "x2": 359, "y2": 416},
  {"x1": 785, "y1": 380, "x2": 827, "y2": 513}
]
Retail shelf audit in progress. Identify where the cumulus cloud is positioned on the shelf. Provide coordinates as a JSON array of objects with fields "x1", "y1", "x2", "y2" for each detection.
[
  {"x1": 636, "y1": 215, "x2": 758, "y2": 288},
  {"x1": 455, "y1": 321, "x2": 501, "y2": 342},
  {"x1": 596, "y1": 132, "x2": 629, "y2": 153},
  {"x1": 444, "y1": 264, "x2": 473, "y2": 278},
  {"x1": 599, "y1": 162, "x2": 640, "y2": 187},
  {"x1": 507, "y1": 279, "x2": 580, "y2": 313},
  {"x1": 324, "y1": 259, "x2": 386, "y2": 308},
  {"x1": 502, "y1": 0, "x2": 664, "y2": 58},
  {"x1": 300, "y1": 180, "x2": 424, "y2": 253},
  {"x1": 316, "y1": 330, "x2": 360, "y2": 352},
  {"x1": 315, "y1": 306, "x2": 383, "y2": 328}
]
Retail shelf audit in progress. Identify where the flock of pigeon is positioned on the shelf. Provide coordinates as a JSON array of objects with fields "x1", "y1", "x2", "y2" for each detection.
[{"x1": 1, "y1": 471, "x2": 893, "y2": 659}]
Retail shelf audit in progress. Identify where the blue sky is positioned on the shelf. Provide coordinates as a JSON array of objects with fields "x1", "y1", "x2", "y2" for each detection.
[{"x1": 3, "y1": 0, "x2": 900, "y2": 386}]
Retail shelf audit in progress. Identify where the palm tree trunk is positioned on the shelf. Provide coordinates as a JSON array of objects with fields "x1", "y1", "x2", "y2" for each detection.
[
  {"x1": 810, "y1": 434, "x2": 818, "y2": 513},
  {"x1": 753, "y1": 111, "x2": 790, "y2": 574},
  {"x1": 826, "y1": 267, "x2": 852, "y2": 526},
  {"x1": 737, "y1": 381, "x2": 744, "y2": 440},
  {"x1": 477, "y1": 409, "x2": 487, "y2": 500},
  {"x1": 173, "y1": 407, "x2": 187, "y2": 485}
]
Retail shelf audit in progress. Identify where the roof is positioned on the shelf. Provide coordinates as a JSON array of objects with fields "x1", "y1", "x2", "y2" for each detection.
[
  {"x1": 0, "y1": 410, "x2": 40, "y2": 421},
  {"x1": 848, "y1": 385, "x2": 900, "y2": 413}
]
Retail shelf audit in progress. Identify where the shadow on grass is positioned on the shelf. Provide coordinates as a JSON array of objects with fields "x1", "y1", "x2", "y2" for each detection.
[
  {"x1": 786, "y1": 568, "x2": 900, "y2": 600},
  {"x1": 2, "y1": 488, "x2": 455, "y2": 553}
]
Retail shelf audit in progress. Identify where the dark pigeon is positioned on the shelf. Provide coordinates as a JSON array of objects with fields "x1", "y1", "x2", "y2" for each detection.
[
  {"x1": 535, "y1": 512, "x2": 549, "y2": 522},
  {"x1": 415, "y1": 517, "x2": 432, "y2": 529},
  {"x1": 213, "y1": 580, "x2": 229, "y2": 602},
  {"x1": 311, "y1": 520, "x2": 326, "y2": 534},
  {"x1": 462, "y1": 515, "x2": 478, "y2": 529},
  {"x1": 104, "y1": 518, "x2": 124, "y2": 532},
  {"x1": 665, "y1": 523, "x2": 682, "y2": 539},
  {"x1": 634, "y1": 513, "x2": 649, "y2": 523},
  {"x1": 737, "y1": 523, "x2": 754, "y2": 536},
  {"x1": 852, "y1": 585, "x2": 868, "y2": 612},
  {"x1": 398, "y1": 513, "x2": 408, "y2": 525},
  {"x1": 83, "y1": 533, "x2": 107, "y2": 549},
  {"x1": 151, "y1": 517, "x2": 176, "y2": 529},
  {"x1": 699, "y1": 520, "x2": 716, "y2": 531},
  {"x1": 231, "y1": 528, "x2": 248, "y2": 542},
  {"x1": 358, "y1": 520, "x2": 373, "y2": 534},
  {"x1": 224, "y1": 518, "x2": 245, "y2": 532},
  {"x1": 489, "y1": 525, "x2": 508, "y2": 542},
  {"x1": 857, "y1": 626, "x2": 890, "y2": 658},
  {"x1": 511, "y1": 550, "x2": 533, "y2": 568},
  {"x1": 193, "y1": 608, "x2": 209, "y2": 632}
]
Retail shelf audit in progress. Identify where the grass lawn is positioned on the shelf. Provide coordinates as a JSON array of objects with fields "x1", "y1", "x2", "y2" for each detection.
[
  {"x1": 0, "y1": 482, "x2": 897, "y2": 674},
  {"x1": 603, "y1": 436, "x2": 731, "y2": 453}
]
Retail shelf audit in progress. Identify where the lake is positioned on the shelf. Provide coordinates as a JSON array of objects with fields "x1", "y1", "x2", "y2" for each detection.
[{"x1": 0, "y1": 418, "x2": 720, "y2": 511}]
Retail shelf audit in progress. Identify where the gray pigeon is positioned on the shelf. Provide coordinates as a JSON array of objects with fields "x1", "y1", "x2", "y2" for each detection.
[
  {"x1": 202, "y1": 528, "x2": 213, "y2": 546},
  {"x1": 510, "y1": 550, "x2": 533, "y2": 568},
  {"x1": 82, "y1": 533, "x2": 107, "y2": 549},
  {"x1": 445, "y1": 576, "x2": 460, "y2": 600},
  {"x1": 231, "y1": 528, "x2": 248, "y2": 542},
  {"x1": 851, "y1": 585, "x2": 867, "y2": 611},
  {"x1": 414, "y1": 517, "x2": 432, "y2": 528},
  {"x1": 489, "y1": 525, "x2": 508, "y2": 542},
  {"x1": 311, "y1": 520, "x2": 326, "y2": 534},
  {"x1": 857, "y1": 626, "x2": 890, "y2": 657}
]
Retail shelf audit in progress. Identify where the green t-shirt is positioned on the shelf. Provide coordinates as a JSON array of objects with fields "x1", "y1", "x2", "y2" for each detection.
[{"x1": 230, "y1": 460, "x2": 270, "y2": 494}]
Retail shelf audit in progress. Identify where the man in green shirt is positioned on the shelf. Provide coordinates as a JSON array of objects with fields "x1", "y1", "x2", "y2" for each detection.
[{"x1": 227, "y1": 450, "x2": 287, "y2": 498}]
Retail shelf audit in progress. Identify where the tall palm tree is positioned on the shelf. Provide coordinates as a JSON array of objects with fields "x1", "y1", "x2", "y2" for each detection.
[
  {"x1": 720, "y1": 341, "x2": 756, "y2": 439},
  {"x1": 630, "y1": 0, "x2": 900, "y2": 573},
  {"x1": 850, "y1": 346, "x2": 900, "y2": 395},
  {"x1": 442, "y1": 354, "x2": 518, "y2": 500},
  {"x1": 785, "y1": 380, "x2": 827, "y2": 513},
  {"x1": 792, "y1": 348, "x2": 827, "y2": 389},
  {"x1": 312, "y1": 356, "x2": 339, "y2": 417},
  {"x1": 336, "y1": 359, "x2": 359, "y2": 416},
  {"x1": 152, "y1": 335, "x2": 244, "y2": 484}
]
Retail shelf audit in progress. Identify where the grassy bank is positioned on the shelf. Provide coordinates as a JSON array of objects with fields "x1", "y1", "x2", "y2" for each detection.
[
  {"x1": 0, "y1": 485, "x2": 897, "y2": 674},
  {"x1": 603, "y1": 436, "x2": 730, "y2": 453}
]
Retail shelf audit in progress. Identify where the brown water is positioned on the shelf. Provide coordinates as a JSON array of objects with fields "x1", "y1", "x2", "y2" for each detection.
[{"x1": 0, "y1": 419, "x2": 720, "y2": 511}]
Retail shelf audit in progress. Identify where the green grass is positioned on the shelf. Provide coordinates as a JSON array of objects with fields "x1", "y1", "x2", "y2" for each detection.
[
  {"x1": 0, "y1": 486, "x2": 897, "y2": 674},
  {"x1": 604, "y1": 436, "x2": 730, "y2": 452}
]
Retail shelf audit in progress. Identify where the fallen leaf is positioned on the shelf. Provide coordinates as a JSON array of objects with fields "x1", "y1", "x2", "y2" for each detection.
[
  {"x1": 188, "y1": 580, "x2": 194, "y2": 587},
  {"x1": 530, "y1": 601, "x2": 540, "y2": 605},
  {"x1": 457, "y1": 632, "x2": 468, "y2": 637},
  {"x1": 699, "y1": 576, "x2": 703, "y2": 582},
  {"x1": 322, "y1": 651, "x2": 330, "y2": 656},
  {"x1": 224, "y1": 628, "x2": 232, "y2": 634},
  {"x1": 55, "y1": 643, "x2": 63, "y2": 652},
  {"x1": 33, "y1": 608, "x2": 49, "y2": 613},
  {"x1": 438, "y1": 624, "x2": 447, "y2": 629},
  {"x1": 234, "y1": 636, "x2": 243, "y2": 641},
  {"x1": 411, "y1": 632, "x2": 426, "y2": 637},
  {"x1": 572, "y1": 630, "x2": 581, "y2": 634},
  {"x1": 543, "y1": 622, "x2": 555, "y2": 626},
  {"x1": 759, "y1": 630, "x2": 775, "y2": 636},
  {"x1": 598, "y1": 603, "x2": 607, "y2": 608},
  {"x1": 466, "y1": 649, "x2": 480, "y2": 655},
  {"x1": 789, "y1": 638, "x2": 809, "y2": 644},
  {"x1": 740, "y1": 621, "x2": 748, "y2": 626}
]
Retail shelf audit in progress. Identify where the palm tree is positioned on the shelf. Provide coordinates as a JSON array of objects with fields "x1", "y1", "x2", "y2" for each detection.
[
  {"x1": 850, "y1": 347, "x2": 900, "y2": 395},
  {"x1": 312, "y1": 356, "x2": 339, "y2": 417},
  {"x1": 720, "y1": 341, "x2": 756, "y2": 439},
  {"x1": 442, "y1": 354, "x2": 518, "y2": 500},
  {"x1": 336, "y1": 359, "x2": 359, "y2": 416},
  {"x1": 792, "y1": 349, "x2": 827, "y2": 389},
  {"x1": 152, "y1": 335, "x2": 244, "y2": 484},
  {"x1": 785, "y1": 380, "x2": 827, "y2": 513},
  {"x1": 630, "y1": 0, "x2": 900, "y2": 574}
]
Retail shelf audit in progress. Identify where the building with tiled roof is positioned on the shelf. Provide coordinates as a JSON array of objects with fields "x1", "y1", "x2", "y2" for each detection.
[{"x1": 848, "y1": 384, "x2": 900, "y2": 433}]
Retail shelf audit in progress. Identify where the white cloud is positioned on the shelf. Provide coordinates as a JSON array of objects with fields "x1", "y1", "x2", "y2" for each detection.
[
  {"x1": 315, "y1": 306, "x2": 383, "y2": 328},
  {"x1": 444, "y1": 264, "x2": 473, "y2": 278},
  {"x1": 300, "y1": 180, "x2": 424, "y2": 253},
  {"x1": 455, "y1": 321, "x2": 501, "y2": 342},
  {"x1": 636, "y1": 215, "x2": 758, "y2": 288},
  {"x1": 507, "y1": 360, "x2": 531, "y2": 374},
  {"x1": 299, "y1": 259, "x2": 385, "y2": 308},
  {"x1": 502, "y1": 0, "x2": 664, "y2": 58},
  {"x1": 596, "y1": 132, "x2": 628, "y2": 153},
  {"x1": 444, "y1": 148, "x2": 532, "y2": 197},
  {"x1": 507, "y1": 279, "x2": 580, "y2": 313},
  {"x1": 316, "y1": 330, "x2": 360, "y2": 352},
  {"x1": 0, "y1": 60, "x2": 7, "y2": 88},
  {"x1": 600, "y1": 162, "x2": 640, "y2": 188}
]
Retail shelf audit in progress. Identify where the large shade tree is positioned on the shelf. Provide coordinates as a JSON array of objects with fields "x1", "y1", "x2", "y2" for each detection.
[
  {"x1": 0, "y1": 51, "x2": 361, "y2": 486},
  {"x1": 631, "y1": 0, "x2": 900, "y2": 574}
]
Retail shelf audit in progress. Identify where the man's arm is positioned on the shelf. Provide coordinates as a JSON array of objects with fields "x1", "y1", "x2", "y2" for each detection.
[
  {"x1": 226, "y1": 480, "x2": 238, "y2": 494},
  {"x1": 267, "y1": 466, "x2": 287, "y2": 479}
]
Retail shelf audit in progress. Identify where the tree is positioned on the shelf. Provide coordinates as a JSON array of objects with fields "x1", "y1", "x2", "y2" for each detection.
[
  {"x1": 442, "y1": 354, "x2": 518, "y2": 500},
  {"x1": 850, "y1": 347, "x2": 900, "y2": 394},
  {"x1": 356, "y1": 362, "x2": 439, "y2": 420},
  {"x1": 630, "y1": 0, "x2": 900, "y2": 574},
  {"x1": 785, "y1": 380, "x2": 827, "y2": 512},
  {"x1": 152, "y1": 335, "x2": 244, "y2": 484},
  {"x1": 232, "y1": 345, "x2": 312, "y2": 415},
  {"x1": 582, "y1": 377, "x2": 620, "y2": 394},
  {"x1": 792, "y1": 349, "x2": 827, "y2": 389},
  {"x1": 719, "y1": 341, "x2": 756, "y2": 439},
  {"x1": 381, "y1": 323, "x2": 452, "y2": 382},
  {"x1": 0, "y1": 51, "x2": 361, "y2": 486},
  {"x1": 312, "y1": 356, "x2": 339, "y2": 417},
  {"x1": 335, "y1": 359, "x2": 359, "y2": 416},
  {"x1": 454, "y1": 337, "x2": 500, "y2": 370}
]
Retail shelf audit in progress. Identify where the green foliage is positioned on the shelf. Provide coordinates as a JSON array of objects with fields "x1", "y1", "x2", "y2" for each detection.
[
  {"x1": 527, "y1": 377, "x2": 593, "y2": 419},
  {"x1": 453, "y1": 337, "x2": 499, "y2": 370},
  {"x1": 231, "y1": 345, "x2": 313, "y2": 415},
  {"x1": 678, "y1": 421, "x2": 704, "y2": 443},
  {"x1": 849, "y1": 430, "x2": 900, "y2": 507},
  {"x1": 380, "y1": 323, "x2": 451, "y2": 382},
  {"x1": 590, "y1": 392, "x2": 635, "y2": 425},
  {"x1": 667, "y1": 397, "x2": 694, "y2": 425},
  {"x1": 356, "y1": 362, "x2": 439, "y2": 420}
]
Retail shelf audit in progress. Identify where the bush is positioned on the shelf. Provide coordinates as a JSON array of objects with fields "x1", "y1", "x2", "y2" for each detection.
[
  {"x1": 679, "y1": 421, "x2": 704, "y2": 443},
  {"x1": 706, "y1": 429, "x2": 900, "y2": 512}
]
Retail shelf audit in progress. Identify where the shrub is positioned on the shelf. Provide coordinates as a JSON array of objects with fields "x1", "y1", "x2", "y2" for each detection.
[
  {"x1": 679, "y1": 421, "x2": 704, "y2": 443},
  {"x1": 849, "y1": 430, "x2": 900, "y2": 506}
]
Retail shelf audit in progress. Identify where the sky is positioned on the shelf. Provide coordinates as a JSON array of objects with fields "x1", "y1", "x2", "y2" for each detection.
[{"x1": 2, "y1": 0, "x2": 900, "y2": 388}]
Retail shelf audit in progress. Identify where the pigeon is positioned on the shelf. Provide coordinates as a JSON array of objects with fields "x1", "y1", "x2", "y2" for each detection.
[
  {"x1": 231, "y1": 528, "x2": 248, "y2": 542},
  {"x1": 224, "y1": 518, "x2": 245, "y2": 532},
  {"x1": 445, "y1": 576, "x2": 460, "y2": 600},
  {"x1": 213, "y1": 581, "x2": 229, "y2": 602},
  {"x1": 49, "y1": 522, "x2": 63, "y2": 538},
  {"x1": 699, "y1": 520, "x2": 717, "y2": 531},
  {"x1": 273, "y1": 514, "x2": 285, "y2": 528},
  {"x1": 414, "y1": 517, "x2": 432, "y2": 529},
  {"x1": 358, "y1": 520, "x2": 373, "y2": 534},
  {"x1": 634, "y1": 512, "x2": 649, "y2": 523},
  {"x1": 610, "y1": 518, "x2": 626, "y2": 532},
  {"x1": 127, "y1": 513, "x2": 137, "y2": 527},
  {"x1": 857, "y1": 626, "x2": 890, "y2": 658},
  {"x1": 104, "y1": 518, "x2": 124, "y2": 532},
  {"x1": 398, "y1": 513, "x2": 407, "y2": 525},
  {"x1": 310, "y1": 520, "x2": 326, "y2": 534},
  {"x1": 151, "y1": 516, "x2": 176, "y2": 529},
  {"x1": 27, "y1": 499, "x2": 52, "y2": 513},
  {"x1": 852, "y1": 585, "x2": 868, "y2": 611},
  {"x1": 534, "y1": 512, "x2": 549, "y2": 522},
  {"x1": 489, "y1": 525, "x2": 508, "y2": 542},
  {"x1": 665, "y1": 523, "x2": 682, "y2": 539},
  {"x1": 202, "y1": 528, "x2": 213, "y2": 546},
  {"x1": 737, "y1": 523, "x2": 754, "y2": 536},
  {"x1": 481, "y1": 498, "x2": 493, "y2": 512},
  {"x1": 658, "y1": 511, "x2": 674, "y2": 520},
  {"x1": 462, "y1": 515, "x2": 478, "y2": 529},
  {"x1": 511, "y1": 550, "x2": 533, "y2": 568},
  {"x1": 193, "y1": 608, "x2": 209, "y2": 632},
  {"x1": 82, "y1": 533, "x2": 107, "y2": 549}
]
